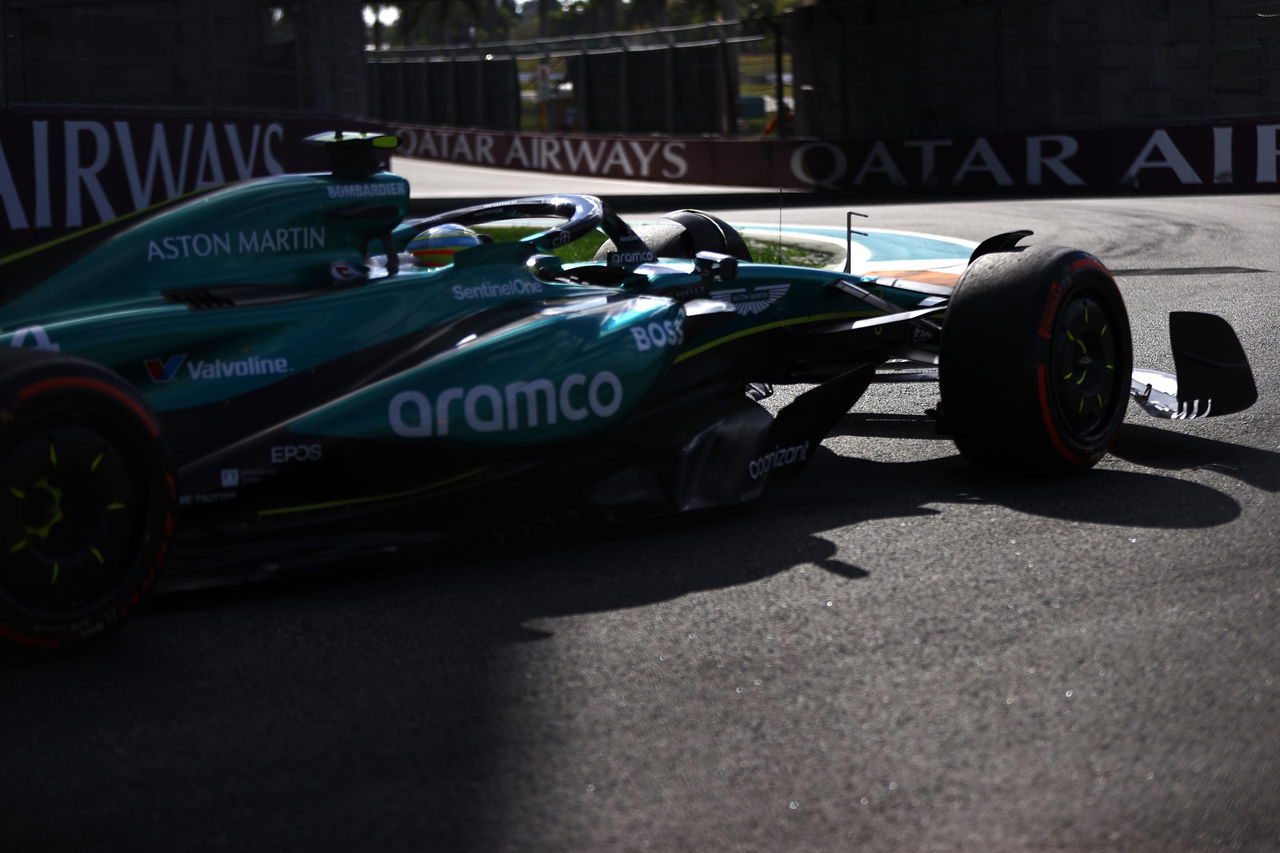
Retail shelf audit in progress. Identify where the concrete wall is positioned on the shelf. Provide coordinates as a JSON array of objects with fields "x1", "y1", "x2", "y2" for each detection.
[{"x1": 790, "y1": 0, "x2": 1280, "y2": 139}]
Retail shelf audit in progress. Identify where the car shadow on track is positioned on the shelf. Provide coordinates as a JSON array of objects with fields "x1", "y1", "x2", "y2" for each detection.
[
  {"x1": 2, "y1": 420, "x2": 1275, "y2": 853},
  {"x1": 1109, "y1": 422, "x2": 1280, "y2": 494},
  {"x1": 138, "y1": 417, "x2": 1275, "y2": 634},
  {"x1": 826, "y1": 413, "x2": 1278, "y2": 521}
]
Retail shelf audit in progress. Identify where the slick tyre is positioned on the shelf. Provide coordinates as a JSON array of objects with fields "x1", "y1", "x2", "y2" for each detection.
[
  {"x1": 939, "y1": 245, "x2": 1133, "y2": 475},
  {"x1": 0, "y1": 349, "x2": 174, "y2": 648},
  {"x1": 595, "y1": 209, "x2": 753, "y2": 262}
]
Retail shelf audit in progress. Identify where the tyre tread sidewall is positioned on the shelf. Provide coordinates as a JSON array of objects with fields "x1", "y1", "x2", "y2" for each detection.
[
  {"x1": 940, "y1": 246, "x2": 1132, "y2": 475},
  {"x1": 0, "y1": 349, "x2": 173, "y2": 648}
]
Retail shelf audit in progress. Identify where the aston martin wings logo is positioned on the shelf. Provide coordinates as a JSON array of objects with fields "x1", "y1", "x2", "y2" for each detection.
[{"x1": 709, "y1": 284, "x2": 791, "y2": 316}]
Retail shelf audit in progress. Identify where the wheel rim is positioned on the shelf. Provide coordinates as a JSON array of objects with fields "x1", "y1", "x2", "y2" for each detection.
[
  {"x1": 0, "y1": 421, "x2": 145, "y2": 619},
  {"x1": 1049, "y1": 289, "x2": 1122, "y2": 442}
]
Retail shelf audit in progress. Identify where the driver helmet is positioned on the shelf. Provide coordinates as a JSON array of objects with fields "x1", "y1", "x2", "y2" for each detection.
[{"x1": 408, "y1": 223, "x2": 484, "y2": 267}]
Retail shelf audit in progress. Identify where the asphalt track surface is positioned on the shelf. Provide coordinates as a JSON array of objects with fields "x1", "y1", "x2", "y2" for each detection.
[{"x1": 3, "y1": 161, "x2": 1279, "y2": 852}]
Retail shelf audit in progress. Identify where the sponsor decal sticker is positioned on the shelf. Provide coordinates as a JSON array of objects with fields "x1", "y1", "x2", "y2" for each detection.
[
  {"x1": 710, "y1": 284, "x2": 791, "y2": 316},
  {"x1": 330, "y1": 261, "x2": 366, "y2": 282},
  {"x1": 748, "y1": 441, "x2": 812, "y2": 480},
  {"x1": 145, "y1": 226, "x2": 326, "y2": 261},
  {"x1": 388, "y1": 371, "x2": 624, "y2": 438},
  {"x1": 178, "y1": 491, "x2": 238, "y2": 506},
  {"x1": 326, "y1": 182, "x2": 408, "y2": 199},
  {"x1": 143, "y1": 354, "x2": 291, "y2": 383},
  {"x1": 9, "y1": 325, "x2": 60, "y2": 352},
  {"x1": 630, "y1": 319, "x2": 684, "y2": 351},
  {"x1": 270, "y1": 444, "x2": 323, "y2": 464},
  {"x1": 606, "y1": 249, "x2": 658, "y2": 267},
  {"x1": 451, "y1": 278, "x2": 543, "y2": 300},
  {"x1": 220, "y1": 469, "x2": 240, "y2": 488},
  {"x1": 1038, "y1": 282, "x2": 1064, "y2": 339},
  {"x1": 144, "y1": 353, "x2": 187, "y2": 383}
]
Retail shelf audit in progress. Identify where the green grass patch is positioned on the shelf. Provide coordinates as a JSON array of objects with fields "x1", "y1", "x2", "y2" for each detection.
[
  {"x1": 743, "y1": 237, "x2": 834, "y2": 268},
  {"x1": 475, "y1": 225, "x2": 606, "y2": 263}
]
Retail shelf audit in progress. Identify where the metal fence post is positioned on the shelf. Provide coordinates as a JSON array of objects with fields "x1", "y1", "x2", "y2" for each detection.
[
  {"x1": 664, "y1": 31, "x2": 676, "y2": 135},
  {"x1": 619, "y1": 41, "x2": 630, "y2": 134},
  {"x1": 0, "y1": 0, "x2": 9, "y2": 109},
  {"x1": 576, "y1": 47, "x2": 589, "y2": 132},
  {"x1": 447, "y1": 56, "x2": 457, "y2": 125}
]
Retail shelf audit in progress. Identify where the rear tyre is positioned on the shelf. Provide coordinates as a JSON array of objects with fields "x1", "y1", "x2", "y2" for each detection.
[
  {"x1": 0, "y1": 350, "x2": 174, "y2": 648},
  {"x1": 595, "y1": 209, "x2": 753, "y2": 262},
  {"x1": 939, "y1": 245, "x2": 1133, "y2": 474}
]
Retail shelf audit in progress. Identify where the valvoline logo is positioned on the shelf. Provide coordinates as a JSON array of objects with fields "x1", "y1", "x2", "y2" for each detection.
[
  {"x1": 144, "y1": 354, "x2": 187, "y2": 383},
  {"x1": 143, "y1": 353, "x2": 292, "y2": 383}
]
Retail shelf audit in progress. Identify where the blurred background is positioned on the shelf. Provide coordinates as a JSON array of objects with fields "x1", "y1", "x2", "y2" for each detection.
[
  {"x1": 3, "y1": 1, "x2": 1279, "y2": 255},
  {"x1": 3, "y1": 0, "x2": 1277, "y2": 138}
]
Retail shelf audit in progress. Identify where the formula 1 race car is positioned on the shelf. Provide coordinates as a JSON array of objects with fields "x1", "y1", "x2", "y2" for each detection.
[{"x1": 0, "y1": 132, "x2": 1258, "y2": 647}]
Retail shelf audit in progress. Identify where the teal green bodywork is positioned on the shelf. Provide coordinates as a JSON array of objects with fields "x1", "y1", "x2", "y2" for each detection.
[
  {"x1": 2, "y1": 172, "x2": 408, "y2": 327},
  {"x1": 1, "y1": 159, "x2": 931, "y2": 457},
  {"x1": 294, "y1": 293, "x2": 682, "y2": 445}
]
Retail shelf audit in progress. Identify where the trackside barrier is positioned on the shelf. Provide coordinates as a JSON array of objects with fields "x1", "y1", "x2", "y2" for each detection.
[
  {"x1": 7, "y1": 110, "x2": 1279, "y2": 257},
  {"x1": 391, "y1": 120, "x2": 1280, "y2": 195},
  {"x1": 0, "y1": 110, "x2": 380, "y2": 256}
]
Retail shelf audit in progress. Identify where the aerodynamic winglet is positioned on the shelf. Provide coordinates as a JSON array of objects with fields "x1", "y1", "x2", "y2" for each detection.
[{"x1": 1129, "y1": 312, "x2": 1257, "y2": 419}]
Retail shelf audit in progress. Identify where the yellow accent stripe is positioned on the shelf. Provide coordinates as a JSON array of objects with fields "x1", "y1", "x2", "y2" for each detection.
[
  {"x1": 9, "y1": 487, "x2": 24, "y2": 499},
  {"x1": 106, "y1": 503, "x2": 126, "y2": 511},
  {"x1": 0, "y1": 184, "x2": 228, "y2": 267},
  {"x1": 51, "y1": 563, "x2": 60, "y2": 584},
  {"x1": 91, "y1": 547, "x2": 105, "y2": 565},
  {"x1": 674, "y1": 311, "x2": 876, "y2": 364},
  {"x1": 257, "y1": 466, "x2": 491, "y2": 518},
  {"x1": 91, "y1": 451, "x2": 105, "y2": 473},
  {"x1": 10, "y1": 538, "x2": 27, "y2": 554}
]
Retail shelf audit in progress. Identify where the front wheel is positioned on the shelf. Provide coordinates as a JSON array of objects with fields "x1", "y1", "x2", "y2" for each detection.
[
  {"x1": 939, "y1": 245, "x2": 1133, "y2": 474},
  {"x1": 0, "y1": 350, "x2": 175, "y2": 648}
]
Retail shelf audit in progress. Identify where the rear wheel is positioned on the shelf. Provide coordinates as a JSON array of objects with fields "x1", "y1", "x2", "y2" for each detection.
[
  {"x1": 939, "y1": 245, "x2": 1133, "y2": 474},
  {"x1": 0, "y1": 350, "x2": 174, "y2": 647}
]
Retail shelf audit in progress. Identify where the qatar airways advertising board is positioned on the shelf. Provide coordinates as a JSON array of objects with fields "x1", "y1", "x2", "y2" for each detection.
[
  {"x1": 390, "y1": 120, "x2": 1280, "y2": 195},
  {"x1": 0, "y1": 111, "x2": 371, "y2": 255},
  {"x1": 3, "y1": 111, "x2": 1277, "y2": 255}
]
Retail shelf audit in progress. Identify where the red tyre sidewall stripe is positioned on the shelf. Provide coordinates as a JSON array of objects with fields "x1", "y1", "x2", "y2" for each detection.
[
  {"x1": 16, "y1": 376, "x2": 159, "y2": 437},
  {"x1": 5, "y1": 376, "x2": 172, "y2": 647},
  {"x1": 1036, "y1": 282, "x2": 1063, "y2": 339},
  {"x1": 1070, "y1": 257, "x2": 1109, "y2": 276},
  {"x1": 0, "y1": 624, "x2": 63, "y2": 648},
  {"x1": 1036, "y1": 363, "x2": 1082, "y2": 466},
  {"x1": 1033, "y1": 256, "x2": 1114, "y2": 467}
]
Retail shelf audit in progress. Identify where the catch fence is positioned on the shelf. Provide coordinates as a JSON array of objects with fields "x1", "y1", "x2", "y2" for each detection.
[
  {"x1": 365, "y1": 21, "x2": 777, "y2": 136},
  {"x1": 0, "y1": 0, "x2": 364, "y2": 115}
]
